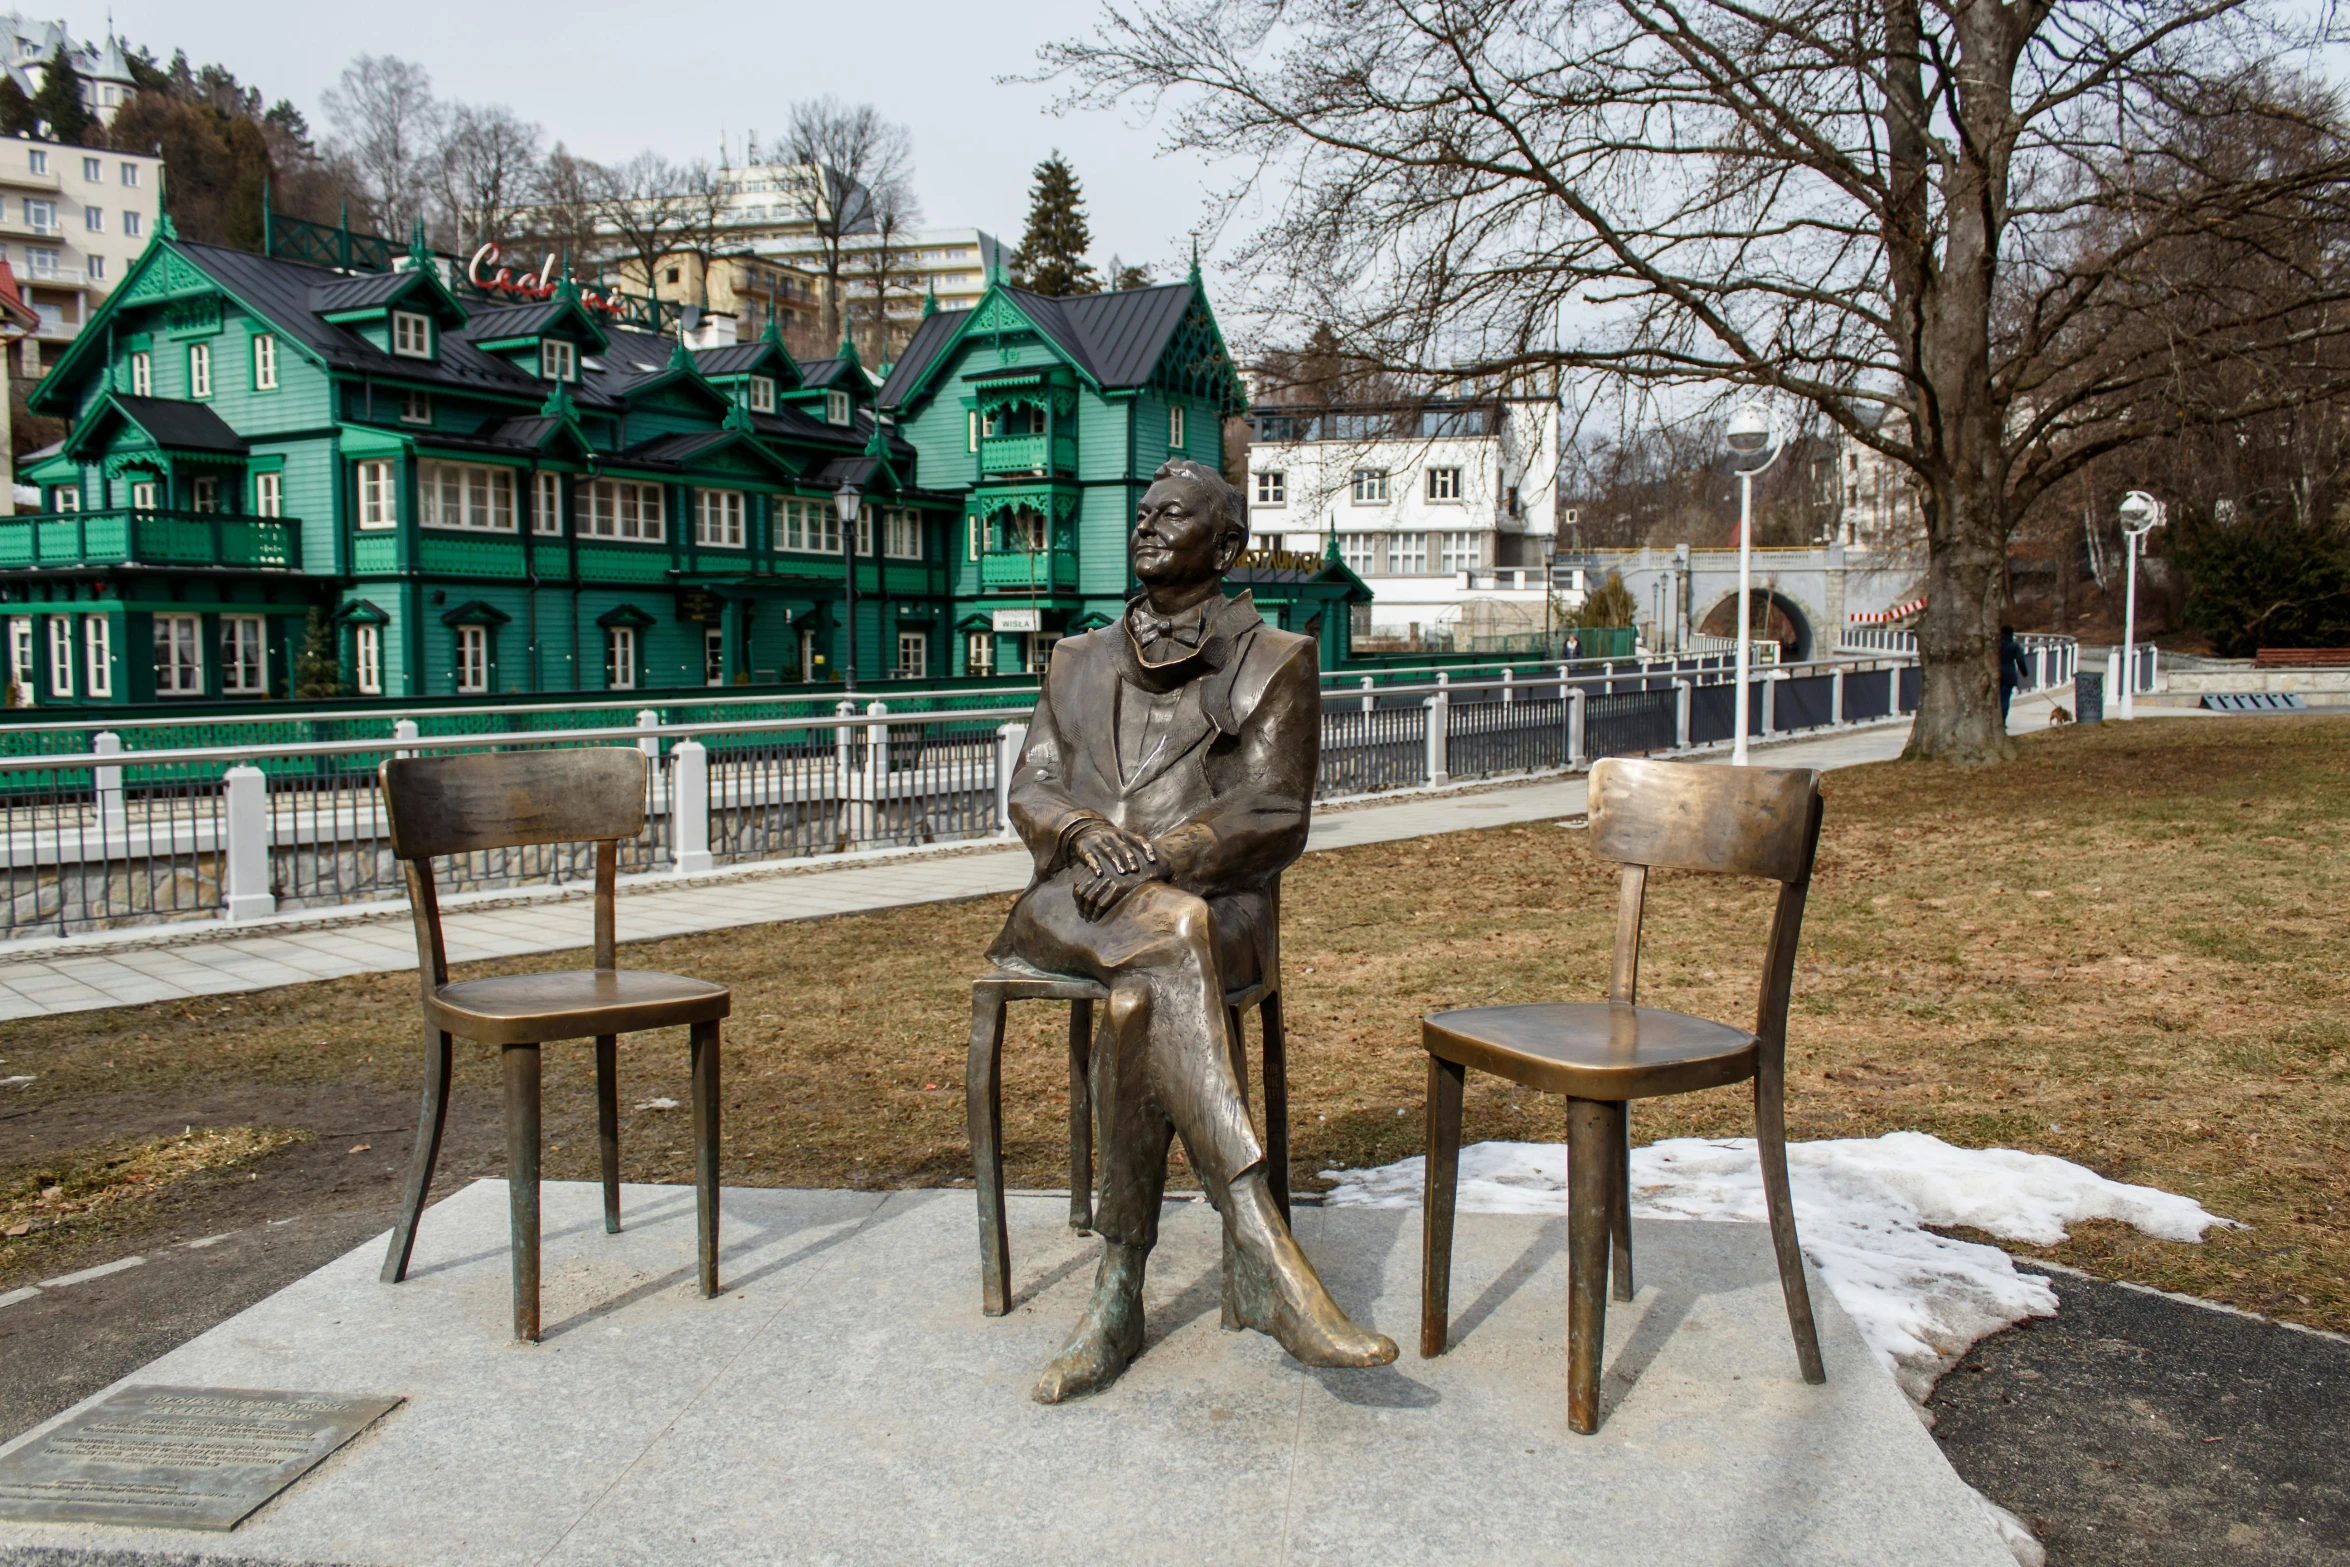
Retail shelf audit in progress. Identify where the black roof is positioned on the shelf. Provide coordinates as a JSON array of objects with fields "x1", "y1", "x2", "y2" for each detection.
[
  {"x1": 113, "y1": 395, "x2": 248, "y2": 453},
  {"x1": 878, "y1": 281, "x2": 1200, "y2": 408},
  {"x1": 466, "y1": 299, "x2": 573, "y2": 340},
  {"x1": 695, "y1": 341, "x2": 790, "y2": 378},
  {"x1": 310, "y1": 271, "x2": 418, "y2": 313}
]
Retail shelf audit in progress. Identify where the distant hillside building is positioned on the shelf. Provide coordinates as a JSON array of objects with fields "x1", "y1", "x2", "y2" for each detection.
[
  {"x1": 0, "y1": 134, "x2": 163, "y2": 377},
  {"x1": 0, "y1": 15, "x2": 137, "y2": 124}
]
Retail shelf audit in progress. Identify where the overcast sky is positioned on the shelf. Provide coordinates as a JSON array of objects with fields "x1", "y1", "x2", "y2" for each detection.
[{"x1": 87, "y1": 0, "x2": 1218, "y2": 279}]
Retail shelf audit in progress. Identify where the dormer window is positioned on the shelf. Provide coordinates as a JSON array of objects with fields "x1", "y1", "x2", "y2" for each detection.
[
  {"x1": 541, "y1": 339, "x2": 577, "y2": 382},
  {"x1": 748, "y1": 376, "x2": 775, "y2": 413},
  {"x1": 392, "y1": 311, "x2": 432, "y2": 358},
  {"x1": 826, "y1": 389, "x2": 850, "y2": 427}
]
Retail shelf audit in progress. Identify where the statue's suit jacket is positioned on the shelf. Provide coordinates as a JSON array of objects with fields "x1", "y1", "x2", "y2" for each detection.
[{"x1": 990, "y1": 590, "x2": 1320, "y2": 990}]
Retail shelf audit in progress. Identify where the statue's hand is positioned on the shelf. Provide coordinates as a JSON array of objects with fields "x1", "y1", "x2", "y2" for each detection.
[
  {"x1": 1074, "y1": 863, "x2": 1166, "y2": 922},
  {"x1": 1071, "y1": 821, "x2": 1161, "y2": 880}
]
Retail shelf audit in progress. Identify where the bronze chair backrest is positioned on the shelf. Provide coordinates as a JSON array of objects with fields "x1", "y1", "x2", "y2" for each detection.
[
  {"x1": 1585, "y1": 756, "x2": 1825, "y2": 1050},
  {"x1": 378, "y1": 748, "x2": 649, "y2": 986}
]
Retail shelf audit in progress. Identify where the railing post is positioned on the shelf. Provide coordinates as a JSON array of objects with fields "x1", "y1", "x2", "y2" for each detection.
[
  {"x1": 1501, "y1": 667, "x2": 1514, "y2": 705},
  {"x1": 636, "y1": 707, "x2": 662, "y2": 763},
  {"x1": 1603, "y1": 660, "x2": 1616, "y2": 695},
  {"x1": 995, "y1": 722, "x2": 1026, "y2": 838},
  {"x1": 1556, "y1": 663, "x2": 1570, "y2": 703},
  {"x1": 221, "y1": 764, "x2": 275, "y2": 921},
  {"x1": 1830, "y1": 666, "x2": 1845, "y2": 725},
  {"x1": 2147, "y1": 646, "x2": 2160, "y2": 694},
  {"x1": 91, "y1": 730, "x2": 126, "y2": 846},
  {"x1": 1425, "y1": 683, "x2": 1449, "y2": 784},
  {"x1": 2033, "y1": 647, "x2": 2048, "y2": 691},
  {"x1": 2104, "y1": 648, "x2": 2123, "y2": 713},
  {"x1": 865, "y1": 700, "x2": 890, "y2": 783},
  {"x1": 392, "y1": 718, "x2": 418, "y2": 760},
  {"x1": 670, "y1": 739, "x2": 713, "y2": 875},
  {"x1": 1761, "y1": 670, "x2": 1778, "y2": 735},
  {"x1": 1568, "y1": 687, "x2": 1588, "y2": 767},
  {"x1": 1358, "y1": 675, "x2": 1374, "y2": 714},
  {"x1": 1673, "y1": 678, "x2": 1692, "y2": 749},
  {"x1": 1891, "y1": 663, "x2": 1905, "y2": 714}
]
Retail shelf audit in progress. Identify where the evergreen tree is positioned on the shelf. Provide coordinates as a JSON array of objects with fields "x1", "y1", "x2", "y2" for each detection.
[
  {"x1": 30, "y1": 46, "x2": 92, "y2": 145},
  {"x1": 1009, "y1": 153, "x2": 1098, "y2": 297},
  {"x1": 225, "y1": 117, "x2": 271, "y2": 251},
  {"x1": 0, "y1": 78, "x2": 32, "y2": 138},
  {"x1": 293, "y1": 611, "x2": 346, "y2": 700},
  {"x1": 1105, "y1": 255, "x2": 1152, "y2": 291}
]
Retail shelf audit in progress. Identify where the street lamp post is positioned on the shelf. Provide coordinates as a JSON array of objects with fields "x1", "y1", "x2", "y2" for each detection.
[
  {"x1": 1723, "y1": 402, "x2": 1782, "y2": 765},
  {"x1": 2116, "y1": 490, "x2": 2164, "y2": 720},
  {"x1": 835, "y1": 479, "x2": 862, "y2": 691}
]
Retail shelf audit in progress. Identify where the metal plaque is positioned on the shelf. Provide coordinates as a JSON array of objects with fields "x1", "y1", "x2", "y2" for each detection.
[{"x1": 0, "y1": 1386, "x2": 402, "y2": 1531}]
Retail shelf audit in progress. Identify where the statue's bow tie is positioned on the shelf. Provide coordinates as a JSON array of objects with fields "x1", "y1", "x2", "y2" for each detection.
[{"x1": 1130, "y1": 605, "x2": 1208, "y2": 650}]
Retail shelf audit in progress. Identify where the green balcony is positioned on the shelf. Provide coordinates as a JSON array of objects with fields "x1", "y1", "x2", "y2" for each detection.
[
  {"x1": 980, "y1": 547, "x2": 1078, "y2": 591},
  {"x1": 0, "y1": 509, "x2": 301, "y2": 571},
  {"x1": 978, "y1": 433, "x2": 1077, "y2": 476}
]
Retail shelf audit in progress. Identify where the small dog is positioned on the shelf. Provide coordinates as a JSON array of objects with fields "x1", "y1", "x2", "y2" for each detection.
[{"x1": 2048, "y1": 705, "x2": 2074, "y2": 726}]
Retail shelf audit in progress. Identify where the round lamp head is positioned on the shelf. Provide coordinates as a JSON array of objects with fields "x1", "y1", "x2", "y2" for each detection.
[
  {"x1": 834, "y1": 480, "x2": 862, "y2": 526},
  {"x1": 2117, "y1": 490, "x2": 2161, "y2": 535},
  {"x1": 1724, "y1": 402, "x2": 1771, "y2": 456}
]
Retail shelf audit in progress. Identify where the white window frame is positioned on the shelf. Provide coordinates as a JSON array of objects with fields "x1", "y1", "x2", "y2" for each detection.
[
  {"x1": 6, "y1": 617, "x2": 28, "y2": 701},
  {"x1": 1426, "y1": 467, "x2": 1462, "y2": 502},
  {"x1": 391, "y1": 311, "x2": 432, "y2": 358},
  {"x1": 45, "y1": 616, "x2": 71, "y2": 698},
  {"x1": 884, "y1": 508, "x2": 922, "y2": 560},
  {"x1": 128, "y1": 350, "x2": 151, "y2": 396},
  {"x1": 154, "y1": 614, "x2": 203, "y2": 696},
  {"x1": 129, "y1": 479, "x2": 158, "y2": 510},
  {"x1": 1254, "y1": 471, "x2": 1286, "y2": 505},
  {"x1": 966, "y1": 632, "x2": 994, "y2": 677},
  {"x1": 1339, "y1": 533, "x2": 1378, "y2": 576},
  {"x1": 121, "y1": 162, "x2": 139, "y2": 187},
  {"x1": 189, "y1": 476, "x2": 220, "y2": 514},
  {"x1": 607, "y1": 626, "x2": 638, "y2": 691},
  {"x1": 748, "y1": 376, "x2": 775, "y2": 412},
  {"x1": 540, "y1": 338, "x2": 576, "y2": 381},
  {"x1": 418, "y1": 461, "x2": 517, "y2": 533},
  {"x1": 576, "y1": 480, "x2": 666, "y2": 543},
  {"x1": 85, "y1": 255, "x2": 102, "y2": 282},
  {"x1": 703, "y1": 626, "x2": 726, "y2": 686},
  {"x1": 221, "y1": 615, "x2": 266, "y2": 695},
  {"x1": 895, "y1": 630, "x2": 927, "y2": 679},
  {"x1": 188, "y1": 343, "x2": 213, "y2": 399},
  {"x1": 533, "y1": 471, "x2": 562, "y2": 536},
  {"x1": 25, "y1": 149, "x2": 44, "y2": 175},
  {"x1": 51, "y1": 486, "x2": 78, "y2": 512},
  {"x1": 825, "y1": 389, "x2": 850, "y2": 426},
  {"x1": 966, "y1": 409, "x2": 979, "y2": 452},
  {"x1": 1169, "y1": 403, "x2": 1185, "y2": 449},
  {"x1": 696, "y1": 489, "x2": 747, "y2": 548},
  {"x1": 1391, "y1": 532, "x2": 1429, "y2": 574},
  {"x1": 1351, "y1": 469, "x2": 1390, "y2": 504},
  {"x1": 356, "y1": 460, "x2": 397, "y2": 529},
  {"x1": 23, "y1": 199, "x2": 53, "y2": 235},
  {"x1": 400, "y1": 387, "x2": 431, "y2": 425},
  {"x1": 81, "y1": 155, "x2": 99, "y2": 181},
  {"x1": 254, "y1": 472, "x2": 282, "y2": 518},
  {"x1": 82, "y1": 616, "x2": 110, "y2": 697},
  {"x1": 1440, "y1": 530, "x2": 1481, "y2": 573},
  {"x1": 966, "y1": 513, "x2": 982, "y2": 561},
  {"x1": 251, "y1": 332, "x2": 277, "y2": 390},
  {"x1": 354, "y1": 623, "x2": 383, "y2": 695},
  {"x1": 83, "y1": 204, "x2": 101, "y2": 232},
  {"x1": 454, "y1": 625, "x2": 490, "y2": 693}
]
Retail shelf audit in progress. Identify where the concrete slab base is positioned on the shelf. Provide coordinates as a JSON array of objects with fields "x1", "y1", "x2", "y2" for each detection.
[{"x1": 0, "y1": 1183, "x2": 2013, "y2": 1567}]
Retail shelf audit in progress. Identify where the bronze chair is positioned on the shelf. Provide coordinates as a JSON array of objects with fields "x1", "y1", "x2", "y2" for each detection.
[
  {"x1": 376, "y1": 747, "x2": 730, "y2": 1342},
  {"x1": 1419, "y1": 757, "x2": 1827, "y2": 1433},
  {"x1": 966, "y1": 883, "x2": 1288, "y2": 1318}
]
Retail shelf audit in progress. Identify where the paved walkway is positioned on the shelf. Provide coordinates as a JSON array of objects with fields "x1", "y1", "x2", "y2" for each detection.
[{"x1": 0, "y1": 697, "x2": 2066, "y2": 1021}]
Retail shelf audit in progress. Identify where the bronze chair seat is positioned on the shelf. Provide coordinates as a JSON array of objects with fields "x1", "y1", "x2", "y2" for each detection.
[
  {"x1": 429, "y1": 970, "x2": 730, "y2": 1046},
  {"x1": 1423, "y1": 1003, "x2": 1760, "y2": 1101}
]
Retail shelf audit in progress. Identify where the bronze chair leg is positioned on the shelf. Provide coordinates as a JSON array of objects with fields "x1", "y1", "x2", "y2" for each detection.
[
  {"x1": 1566, "y1": 1096, "x2": 1614, "y2": 1434},
  {"x1": 1260, "y1": 992, "x2": 1290, "y2": 1222},
  {"x1": 1420, "y1": 1053, "x2": 1466, "y2": 1358},
  {"x1": 967, "y1": 985, "x2": 1011, "y2": 1316},
  {"x1": 504, "y1": 1043, "x2": 543, "y2": 1343},
  {"x1": 380, "y1": 1024, "x2": 455, "y2": 1284},
  {"x1": 1219, "y1": 1002, "x2": 1252, "y2": 1333},
  {"x1": 691, "y1": 1019, "x2": 721, "y2": 1299},
  {"x1": 595, "y1": 1034, "x2": 621, "y2": 1235},
  {"x1": 1067, "y1": 999, "x2": 1094, "y2": 1235},
  {"x1": 1755, "y1": 1059, "x2": 1826, "y2": 1384},
  {"x1": 1610, "y1": 1099, "x2": 1636, "y2": 1302}
]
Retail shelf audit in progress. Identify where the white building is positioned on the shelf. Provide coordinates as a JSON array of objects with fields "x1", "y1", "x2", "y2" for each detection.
[
  {"x1": 0, "y1": 133, "x2": 161, "y2": 376},
  {"x1": 0, "y1": 15, "x2": 137, "y2": 125},
  {"x1": 749, "y1": 225, "x2": 1005, "y2": 351},
  {"x1": 1245, "y1": 392, "x2": 1562, "y2": 646}
]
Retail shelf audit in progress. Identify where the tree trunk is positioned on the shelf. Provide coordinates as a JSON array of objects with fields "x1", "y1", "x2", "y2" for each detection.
[{"x1": 1904, "y1": 471, "x2": 2014, "y2": 763}]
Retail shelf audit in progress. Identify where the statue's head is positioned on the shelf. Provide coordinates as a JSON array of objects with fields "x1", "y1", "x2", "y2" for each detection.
[{"x1": 1132, "y1": 458, "x2": 1249, "y2": 592}]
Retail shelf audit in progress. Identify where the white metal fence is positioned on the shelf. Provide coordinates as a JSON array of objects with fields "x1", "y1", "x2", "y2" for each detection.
[{"x1": 0, "y1": 648, "x2": 1984, "y2": 943}]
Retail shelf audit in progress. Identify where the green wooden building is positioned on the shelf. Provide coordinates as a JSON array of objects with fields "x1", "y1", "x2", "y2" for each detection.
[{"x1": 0, "y1": 226, "x2": 1364, "y2": 710}]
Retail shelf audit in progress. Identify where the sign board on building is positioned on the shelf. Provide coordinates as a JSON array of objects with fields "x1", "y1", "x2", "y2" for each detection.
[{"x1": 992, "y1": 609, "x2": 1040, "y2": 633}]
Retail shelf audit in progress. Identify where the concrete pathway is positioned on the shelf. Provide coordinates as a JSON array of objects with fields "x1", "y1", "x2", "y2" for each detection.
[{"x1": 0, "y1": 696, "x2": 2069, "y2": 1022}]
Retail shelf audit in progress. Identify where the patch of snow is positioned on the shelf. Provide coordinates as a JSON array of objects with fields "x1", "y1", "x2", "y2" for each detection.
[
  {"x1": 635, "y1": 1097, "x2": 680, "y2": 1111},
  {"x1": 1321, "y1": 1132, "x2": 2237, "y2": 1403},
  {"x1": 1969, "y1": 1485, "x2": 2047, "y2": 1567}
]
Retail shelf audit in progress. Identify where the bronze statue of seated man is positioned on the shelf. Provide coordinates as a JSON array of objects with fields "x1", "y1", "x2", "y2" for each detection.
[{"x1": 989, "y1": 457, "x2": 1397, "y2": 1402}]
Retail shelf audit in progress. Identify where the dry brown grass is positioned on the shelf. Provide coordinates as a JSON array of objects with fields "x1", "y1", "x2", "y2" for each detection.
[
  {"x1": 1, "y1": 1127, "x2": 306, "y2": 1250},
  {"x1": 2, "y1": 716, "x2": 2343, "y2": 1329}
]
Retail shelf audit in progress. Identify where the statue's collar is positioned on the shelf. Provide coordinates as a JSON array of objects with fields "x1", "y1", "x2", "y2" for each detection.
[{"x1": 1115, "y1": 589, "x2": 1262, "y2": 692}]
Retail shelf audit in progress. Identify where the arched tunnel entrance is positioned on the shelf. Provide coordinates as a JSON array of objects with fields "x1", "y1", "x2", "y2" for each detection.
[{"x1": 1699, "y1": 589, "x2": 1814, "y2": 662}]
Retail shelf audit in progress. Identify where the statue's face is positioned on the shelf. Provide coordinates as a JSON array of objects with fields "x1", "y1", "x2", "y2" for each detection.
[{"x1": 1131, "y1": 475, "x2": 1237, "y2": 588}]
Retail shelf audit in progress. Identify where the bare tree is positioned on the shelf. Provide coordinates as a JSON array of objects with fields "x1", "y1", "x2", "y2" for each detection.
[
  {"x1": 518, "y1": 142, "x2": 607, "y2": 275},
  {"x1": 319, "y1": 54, "x2": 442, "y2": 239},
  {"x1": 1045, "y1": 0, "x2": 2350, "y2": 763},
  {"x1": 857, "y1": 171, "x2": 922, "y2": 363},
  {"x1": 591, "y1": 152, "x2": 724, "y2": 320},
  {"x1": 435, "y1": 101, "x2": 544, "y2": 254},
  {"x1": 783, "y1": 97, "x2": 914, "y2": 349}
]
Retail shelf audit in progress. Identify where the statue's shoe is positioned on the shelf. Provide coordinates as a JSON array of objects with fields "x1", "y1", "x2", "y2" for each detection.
[
  {"x1": 1227, "y1": 1178, "x2": 1399, "y2": 1369},
  {"x1": 1033, "y1": 1247, "x2": 1149, "y2": 1404}
]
